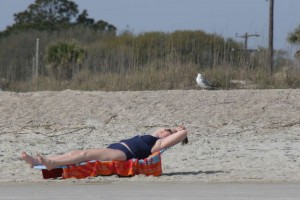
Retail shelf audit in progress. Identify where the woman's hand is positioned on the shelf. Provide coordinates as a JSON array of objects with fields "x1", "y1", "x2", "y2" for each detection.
[
  {"x1": 174, "y1": 125, "x2": 188, "y2": 145},
  {"x1": 175, "y1": 125, "x2": 186, "y2": 132}
]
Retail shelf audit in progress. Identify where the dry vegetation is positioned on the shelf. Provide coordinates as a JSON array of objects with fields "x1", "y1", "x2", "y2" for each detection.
[{"x1": 0, "y1": 27, "x2": 299, "y2": 92}]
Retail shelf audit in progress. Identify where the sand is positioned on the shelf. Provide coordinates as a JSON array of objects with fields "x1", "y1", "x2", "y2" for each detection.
[{"x1": 0, "y1": 89, "x2": 300, "y2": 184}]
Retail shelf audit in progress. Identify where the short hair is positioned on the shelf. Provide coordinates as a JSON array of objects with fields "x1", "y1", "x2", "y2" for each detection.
[{"x1": 181, "y1": 136, "x2": 188, "y2": 145}]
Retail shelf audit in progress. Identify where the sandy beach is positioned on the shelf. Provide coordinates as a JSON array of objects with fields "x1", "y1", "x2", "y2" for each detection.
[{"x1": 0, "y1": 89, "x2": 300, "y2": 184}]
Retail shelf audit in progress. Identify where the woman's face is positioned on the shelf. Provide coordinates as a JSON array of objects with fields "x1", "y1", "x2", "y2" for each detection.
[{"x1": 158, "y1": 128, "x2": 172, "y2": 138}]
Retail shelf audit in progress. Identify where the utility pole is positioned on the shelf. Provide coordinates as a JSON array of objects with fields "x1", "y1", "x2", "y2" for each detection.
[
  {"x1": 268, "y1": 0, "x2": 274, "y2": 75},
  {"x1": 236, "y1": 32, "x2": 259, "y2": 50},
  {"x1": 35, "y1": 38, "x2": 39, "y2": 78}
]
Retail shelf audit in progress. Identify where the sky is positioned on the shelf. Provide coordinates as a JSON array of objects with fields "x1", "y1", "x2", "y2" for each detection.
[{"x1": 1, "y1": 0, "x2": 300, "y2": 53}]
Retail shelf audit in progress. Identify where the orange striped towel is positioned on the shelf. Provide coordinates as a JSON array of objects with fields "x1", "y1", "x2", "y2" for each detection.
[{"x1": 36, "y1": 151, "x2": 163, "y2": 179}]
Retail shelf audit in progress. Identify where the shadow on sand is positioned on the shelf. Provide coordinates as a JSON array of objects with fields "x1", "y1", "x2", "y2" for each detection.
[{"x1": 162, "y1": 170, "x2": 227, "y2": 176}]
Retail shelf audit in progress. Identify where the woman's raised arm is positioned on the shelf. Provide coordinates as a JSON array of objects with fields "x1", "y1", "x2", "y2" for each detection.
[{"x1": 151, "y1": 125, "x2": 187, "y2": 152}]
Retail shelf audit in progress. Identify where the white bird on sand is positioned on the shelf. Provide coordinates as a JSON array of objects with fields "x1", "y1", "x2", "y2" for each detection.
[{"x1": 196, "y1": 73, "x2": 214, "y2": 89}]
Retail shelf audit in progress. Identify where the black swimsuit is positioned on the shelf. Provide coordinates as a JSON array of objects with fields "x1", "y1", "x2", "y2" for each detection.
[
  {"x1": 107, "y1": 143, "x2": 134, "y2": 160},
  {"x1": 107, "y1": 135, "x2": 160, "y2": 160}
]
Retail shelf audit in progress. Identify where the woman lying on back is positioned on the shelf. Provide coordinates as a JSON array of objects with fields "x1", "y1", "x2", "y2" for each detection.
[{"x1": 22, "y1": 125, "x2": 188, "y2": 170}]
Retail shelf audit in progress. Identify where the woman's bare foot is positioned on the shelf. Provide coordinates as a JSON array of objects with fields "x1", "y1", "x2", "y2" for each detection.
[
  {"x1": 21, "y1": 152, "x2": 39, "y2": 168},
  {"x1": 37, "y1": 154, "x2": 55, "y2": 170}
]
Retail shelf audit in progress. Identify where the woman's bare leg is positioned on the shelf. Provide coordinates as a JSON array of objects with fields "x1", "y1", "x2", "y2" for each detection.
[
  {"x1": 21, "y1": 151, "x2": 81, "y2": 167},
  {"x1": 37, "y1": 148, "x2": 126, "y2": 170},
  {"x1": 21, "y1": 152, "x2": 41, "y2": 167},
  {"x1": 46, "y1": 150, "x2": 85, "y2": 161},
  {"x1": 21, "y1": 151, "x2": 80, "y2": 167}
]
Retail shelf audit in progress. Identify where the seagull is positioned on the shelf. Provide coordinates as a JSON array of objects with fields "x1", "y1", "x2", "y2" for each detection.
[{"x1": 196, "y1": 73, "x2": 214, "y2": 89}]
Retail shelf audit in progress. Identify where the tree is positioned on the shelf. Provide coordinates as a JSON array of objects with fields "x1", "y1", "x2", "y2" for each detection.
[
  {"x1": 76, "y1": 11, "x2": 116, "y2": 34},
  {"x1": 11, "y1": 0, "x2": 78, "y2": 31},
  {"x1": 76, "y1": 9, "x2": 94, "y2": 26},
  {"x1": 93, "y1": 20, "x2": 116, "y2": 33},
  {"x1": 45, "y1": 41, "x2": 86, "y2": 80},
  {"x1": 1, "y1": 0, "x2": 117, "y2": 36},
  {"x1": 288, "y1": 25, "x2": 300, "y2": 44}
]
